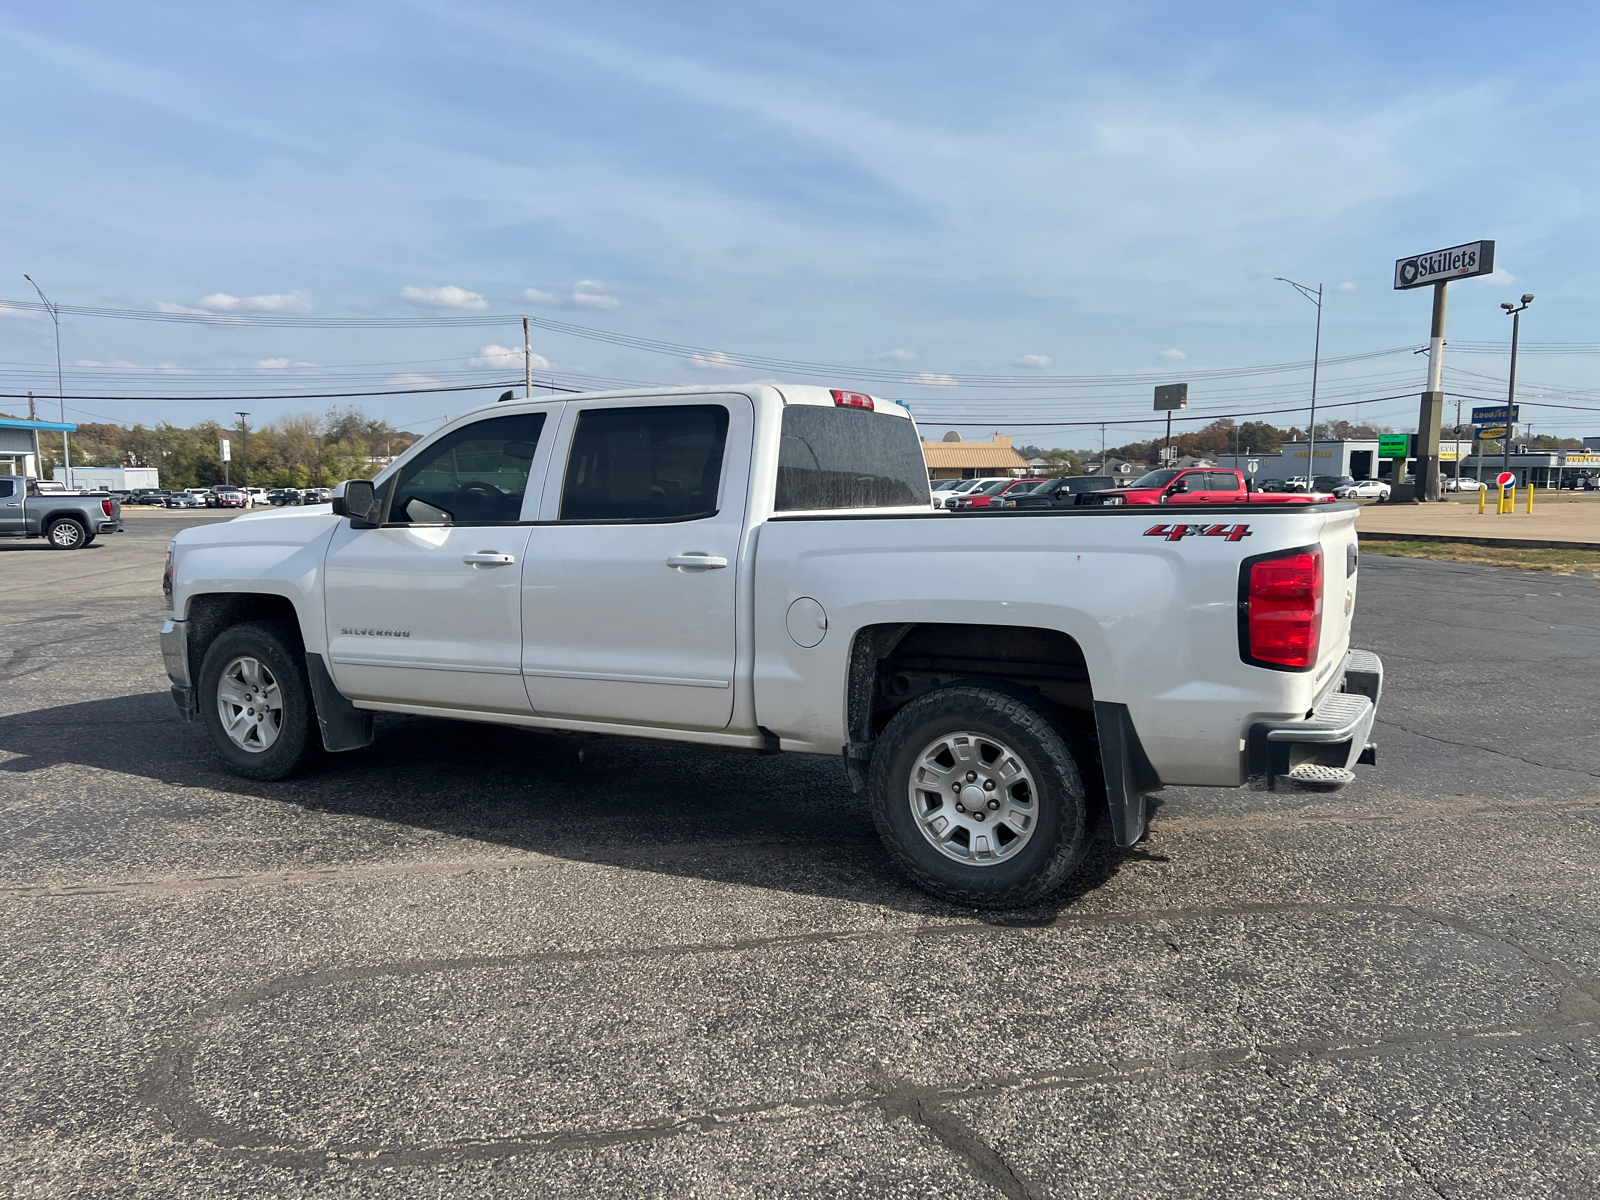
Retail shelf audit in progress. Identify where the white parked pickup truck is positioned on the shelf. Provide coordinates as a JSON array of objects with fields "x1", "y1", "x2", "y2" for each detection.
[{"x1": 160, "y1": 385, "x2": 1381, "y2": 906}]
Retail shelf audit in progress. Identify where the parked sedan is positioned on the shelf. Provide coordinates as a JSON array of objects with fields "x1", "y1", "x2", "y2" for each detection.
[
  {"x1": 1333, "y1": 480, "x2": 1391, "y2": 501},
  {"x1": 266, "y1": 488, "x2": 303, "y2": 506},
  {"x1": 165, "y1": 492, "x2": 205, "y2": 508},
  {"x1": 947, "y1": 478, "x2": 1043, "y2": 510},
  {"x1": 1445, "y1": 477, "x2": 1487, "y2": 492}
]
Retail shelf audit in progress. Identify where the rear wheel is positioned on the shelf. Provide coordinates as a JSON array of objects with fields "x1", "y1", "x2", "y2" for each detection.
[
  {"x1": 868, "y1": 683, "x2": 1094, "y2": 907},
  {"x1": 197, "y1": 620, "x2": 320, "y2": 780},
  {"x1": 44, "y1": 517, "x2": 87, "y2": 549}
]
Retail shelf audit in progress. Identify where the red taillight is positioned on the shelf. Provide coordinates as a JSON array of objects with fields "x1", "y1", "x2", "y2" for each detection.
[
  {"x1": 101, "y1": 499, "x2": 114, "y2": 517},
  {"x1": 1242, "y1": 548, "x2": 1322, "y2": 669},
  {"x1": 830, "y1": 389, "x2": 874, "y2": 410}
]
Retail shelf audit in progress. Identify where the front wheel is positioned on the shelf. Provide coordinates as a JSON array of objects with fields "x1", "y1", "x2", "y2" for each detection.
[
  {"x1": 868, "y1": 683, "x2": 1094, "y2": 907},
  {"x1": 197, "y1": 620, "x2": 320, "y2": 780}
]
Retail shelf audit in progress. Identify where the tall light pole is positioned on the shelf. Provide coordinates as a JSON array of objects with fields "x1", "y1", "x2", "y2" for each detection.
[
  {"x1": 236, "y1": 412, "x2": 251, "y2": 495},
  {"x1": 22, "y1": 275, "x2": 68, "y2": 483},
  {"x1": 1500, "y1": 295, "x2": 1533, "y2": 488},
  {"x1": 1275, "y1": 278, "x2": 1323, "y2": 487}
]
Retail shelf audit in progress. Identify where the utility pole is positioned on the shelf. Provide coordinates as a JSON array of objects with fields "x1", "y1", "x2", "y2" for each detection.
[
  {"x1": 1275, "y1": 277, "x2": 1323, "y2": 486},
  {"x1": 1099, "y1": 423, "x2": 1107, "y2": 475},
  {"x1": 236, "y1": 412, "x2": 251, "y2": 494},
  {"x1": 23, "y1": 275, "x2": 68, "y2": 484},
  {"x1": 524, "y1": 316, "x2": 534, "y2": 398},
  {"x1": 27, "y1": 391, "x2": 35, "y2": 421},
  {"x1": 1501, "y1": 295, "x2": 1533, "y2": 488}
]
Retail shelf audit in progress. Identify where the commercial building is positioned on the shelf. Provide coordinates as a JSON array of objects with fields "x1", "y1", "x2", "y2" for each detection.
[
  {"x1": 1456, "y1": 449, "x2": 1600, "y2": 489},
  {"x1": 921, "y1": 433, "x2": 1032, "y2": 481},
  {"x1": 0, "y1": 416, "x2": 77, "y2": 480},
  {"x1": 51, "y1": 465, "x2": 161, "y2": 492},
  {"x1": 1217, "y1": 439, "x2": 1475, "y2": 483}
]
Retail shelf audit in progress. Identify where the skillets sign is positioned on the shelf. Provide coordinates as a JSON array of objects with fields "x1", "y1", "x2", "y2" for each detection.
[{"x1": 1394, "y1": 241, "x2": 1495, "y2": 290}]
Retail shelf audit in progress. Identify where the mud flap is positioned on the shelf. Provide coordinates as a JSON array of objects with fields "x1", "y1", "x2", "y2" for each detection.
[
  {"x1": 304, "y1": 652, "x2": 375, "y2": 753},
  {"x1": 1093, "y1": 701, "x2": 1163, "y2": 847}
]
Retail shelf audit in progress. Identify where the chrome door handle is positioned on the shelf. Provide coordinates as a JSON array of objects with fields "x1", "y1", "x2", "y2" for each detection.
[
  {"x1": 666, "y1": 553, "x2": 728, "y2": 570},
  {"x1": 462, "y1": 552, "x2": 516, "y2": 566}
]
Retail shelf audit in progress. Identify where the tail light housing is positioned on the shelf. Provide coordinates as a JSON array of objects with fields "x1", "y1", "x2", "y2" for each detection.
[
  {"x1": 163, "y1": 549, "x2": 173, "y2": 607},
  {"x1": 1239, "y1": 546, "x2": 1323, "y2": 670},
  {"x1": 101, "y1": 499, "x2": 114, "y2": 517},
  {"x1": 830, "y1": 389, "x2": 874, "y2": 410}
]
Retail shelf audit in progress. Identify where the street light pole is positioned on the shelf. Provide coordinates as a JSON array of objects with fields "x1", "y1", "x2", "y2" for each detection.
[
  {"x1": 1275, "y1": 278, "x2": 1323, "y2": 487},
  {"x1": 22, "y1": 275, "x2": 68, "y2": 484},
  {"x1": 1500, "y1": 295, "x2": 1534, "y2": 489}
]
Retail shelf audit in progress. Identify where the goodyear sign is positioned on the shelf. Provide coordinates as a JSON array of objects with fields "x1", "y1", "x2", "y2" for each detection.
[
  {"x1": 1472, "y1": 404, "x2": 1520, "y2": 426},
  {"x1": 1394, "y1": 241, "x2": 1495, "y2": 290}
]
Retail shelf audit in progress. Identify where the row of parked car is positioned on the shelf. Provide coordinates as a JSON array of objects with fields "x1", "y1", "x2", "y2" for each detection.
[{"x1": 117, "y1": 486, "x2": 334, "y2": 509}]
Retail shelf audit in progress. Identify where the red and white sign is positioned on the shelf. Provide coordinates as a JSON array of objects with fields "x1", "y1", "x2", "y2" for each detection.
[{"x1": 1497, "y1": 471, "x2": 1515, "y2": 490}]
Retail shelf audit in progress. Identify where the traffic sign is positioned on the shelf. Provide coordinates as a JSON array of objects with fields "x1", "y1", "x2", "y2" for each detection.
[
  {"x1": 1245, "y1": 458, "x2": 1260, "y2": 475},
  {"x1": 1497, "y1": 471, "x2": 1515, "y2": 490},
  {"x1": 1472, "y1": 404, "x2": 1520, "y2": 426},
  {"x1": 1378, "y1": 433, "x2": 1410, "y2": 459},
  {"x1": 1394, "y1": 241, "x2": 1495, "y2": 290}
]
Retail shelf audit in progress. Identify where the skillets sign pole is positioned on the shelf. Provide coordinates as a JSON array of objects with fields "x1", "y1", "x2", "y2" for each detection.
[
  {"x1": 1154, "y1": 383, "x2": 1187, "y2": 463},
  {"x1": 1394, "y1": 240, "x2": 1495, "y2": 502}
]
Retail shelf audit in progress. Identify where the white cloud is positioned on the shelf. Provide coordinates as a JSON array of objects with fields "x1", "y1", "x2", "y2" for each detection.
[
  {"x1": 1463, "y1": 266, "x2": 1519, "y2": 286},
  {"x1": 257, "y1": 357, "x2": 291, "y2": 369},
  {"x1": 572, "y1": 280, "x2": 621, "y2": 310},
  {"x1": 388, "y1": 373, "x2": 444, "y2": 388},
  {"x1": 1338, "y1": 281, "x2": 1359, "y2": 292},
  {"x1": 907, "y1": 372, "x2": 957, "y2": 387},
  {"x1": 472, "y1": 344, "x2": 552, "y2": 370},
  {"x1": 873, "y1": 348, "x2": 916, "y2": 363},
  {"x1": 400, "y1": 285, "x2": 488, "y2": 310},
  {"x1": 524, "y1": 281, "x2": 622, "y2": 310},
  {"x1": 688, "y1": 350, "x2": 740, "y2": 370},
  {"x1": 1159, "y1": 348, "x2": 1186, "y2": 360},
  {"x1": 73, "y1": 359, "x2": 189, "y2": 373},
  {"x1": 1015, "y1": 354, "x2": 1052, "y2": 368},
  {"x1": 0, "y1": 302, "x2": 40, "y2": 319},
  {"x1": 197, "y1": 291, "x2": 312, "y2": 313}
]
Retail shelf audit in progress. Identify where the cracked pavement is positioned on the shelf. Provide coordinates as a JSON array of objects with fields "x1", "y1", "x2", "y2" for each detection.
[{"x1": 2, "y1": 517, "x2": 1599, "y2": 1198}]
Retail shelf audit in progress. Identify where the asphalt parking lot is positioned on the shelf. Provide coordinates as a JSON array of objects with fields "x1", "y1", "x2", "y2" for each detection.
[{"x1": 3, "y1": 514, "x2": 1599, "y2": 1199}]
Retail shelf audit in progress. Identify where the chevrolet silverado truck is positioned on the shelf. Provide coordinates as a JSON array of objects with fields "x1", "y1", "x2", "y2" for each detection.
[
  {"x1": 1117, "y1": 467, "x2": 1334, "y2": 506},
  {"x1": 159, "y1": 385, "x2": 1381, "y2": 906},
  {"x1": 0, "y1": 475, "x2": 124, "y2": 548}
]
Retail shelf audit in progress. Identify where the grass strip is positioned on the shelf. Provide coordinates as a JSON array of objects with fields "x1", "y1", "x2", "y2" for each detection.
[{"x1": 1360, "y1": 538, "x2": 1600, "y2": 574}]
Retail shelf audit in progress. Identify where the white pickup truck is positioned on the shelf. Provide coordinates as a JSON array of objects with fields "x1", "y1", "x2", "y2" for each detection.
[{"x1": 160, "y1": 384, "x2": 1381, "y2": 906}]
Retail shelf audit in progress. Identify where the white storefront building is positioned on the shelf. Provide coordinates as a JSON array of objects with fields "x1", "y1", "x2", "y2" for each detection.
[{"x1": 1217, "y1": 439, "x2": 1476, "y2": 484}]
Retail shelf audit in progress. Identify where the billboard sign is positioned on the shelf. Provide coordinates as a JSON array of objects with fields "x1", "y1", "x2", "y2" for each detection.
[
  {"x1": 1378, "y1": 433, "x2": 1410, "y2": 459},
  {"x1": 1476, "y1": 427, "x2": 1509, "y2": 440},
  {"x1": 1153, "y1": 383, "x2": 1188, "y2": 411},
  {"x1": 1394, "y1": 240, "x2": 1495, "y2": 290},
  {"x1": 219, "y1": 438, "x2": 231, "y2": 462},
  {"x1": 1471, "y1": 404, "x2": 1520, "y2": 426}
]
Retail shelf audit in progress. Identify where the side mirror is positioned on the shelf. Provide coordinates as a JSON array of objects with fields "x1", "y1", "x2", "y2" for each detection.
[
  {"x1": 331, "y1": 479, "x2": 380, "y2": 528},
  {"x1": 1167, "y1": 480, "x2": 1188, "y2": 494}
]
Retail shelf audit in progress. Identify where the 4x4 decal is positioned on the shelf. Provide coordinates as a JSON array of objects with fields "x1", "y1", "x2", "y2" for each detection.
[{"x1": 1144, "y1": 523, "x2": 1253, "y2": 543}]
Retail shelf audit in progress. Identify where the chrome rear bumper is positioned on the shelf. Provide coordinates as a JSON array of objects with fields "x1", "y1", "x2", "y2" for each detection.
[{"x1": 1247, "y1": 649, "x2": 1382, "y2": 791}]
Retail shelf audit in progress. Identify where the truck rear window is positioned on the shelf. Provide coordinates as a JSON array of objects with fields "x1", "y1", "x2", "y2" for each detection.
[{"x1": 775, "y1": 405, "x2": 929, "y2": 511}]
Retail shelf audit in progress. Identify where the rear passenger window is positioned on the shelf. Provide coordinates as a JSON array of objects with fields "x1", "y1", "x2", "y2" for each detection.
[
  {"x1": 389, "y1": 412, "x2": 545, "y2": 526},
  {"x1": 560, "y1": 405, "x2": 729, "y2": 522},
  {"x1": 0, "y1": 480, "x2": 14, "y2": 498},
  {"x1": 1208, "y1": 472, "x2": 1241, "y2": 492}
]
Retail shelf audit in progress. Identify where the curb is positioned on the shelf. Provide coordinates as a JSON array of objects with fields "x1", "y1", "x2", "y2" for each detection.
[{"x1": 1358, "y1": 530, "x2": 1600, "y2": 552}]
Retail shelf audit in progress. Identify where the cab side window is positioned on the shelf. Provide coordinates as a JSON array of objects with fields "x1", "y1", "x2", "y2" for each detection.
[
  {"x1": 388, "y1": 412, "x2": 545, "y2": 526},
  {"x1": 559, "y1": 405, "x2": 729, "y2": 522},
  {"x1": 1207, "y1": 472, "x2": 1241, "y2": 492},
  {"x1": 0, "y1": 480, "x2": 14, "y2": 498}
]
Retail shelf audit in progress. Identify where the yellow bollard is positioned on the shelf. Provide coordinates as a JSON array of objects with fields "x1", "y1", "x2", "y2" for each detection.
[
  {"x1": 1527, "y1": 482, "x2": 1534, "y2": 514},
  {"x1": 1478, "y1": 485, "x2": 1486, "y2": 514}
]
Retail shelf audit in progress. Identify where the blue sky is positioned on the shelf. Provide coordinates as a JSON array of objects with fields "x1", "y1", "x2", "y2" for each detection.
[{"x1": 3, "y1": 1, "x2": 1599, "y2": 444}]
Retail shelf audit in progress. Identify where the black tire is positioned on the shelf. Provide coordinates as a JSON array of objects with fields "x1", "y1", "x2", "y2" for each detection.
[
  {"x1": 868, "y1": 682, "x2": 1093, "y2": 907},
  {"x1": 44, "y1": 517, "x2": 88, "y2": 550},
  {"x1": 197, "y1": 620, "x2": 320, "y2": 781}
]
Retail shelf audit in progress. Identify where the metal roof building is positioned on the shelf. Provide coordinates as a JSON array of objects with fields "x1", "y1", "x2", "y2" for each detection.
[
  {"x1": 920, "y1": 434, "x2": 1033, "y2": 480},
  {"x1": 0, "y1": 416, "x2": 76, "y2": 480}
]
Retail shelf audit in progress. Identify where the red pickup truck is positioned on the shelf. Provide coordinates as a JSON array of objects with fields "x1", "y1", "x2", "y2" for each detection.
[{"x1": 1118, "y1": 468, "x2": 1333, "y2": 506}]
